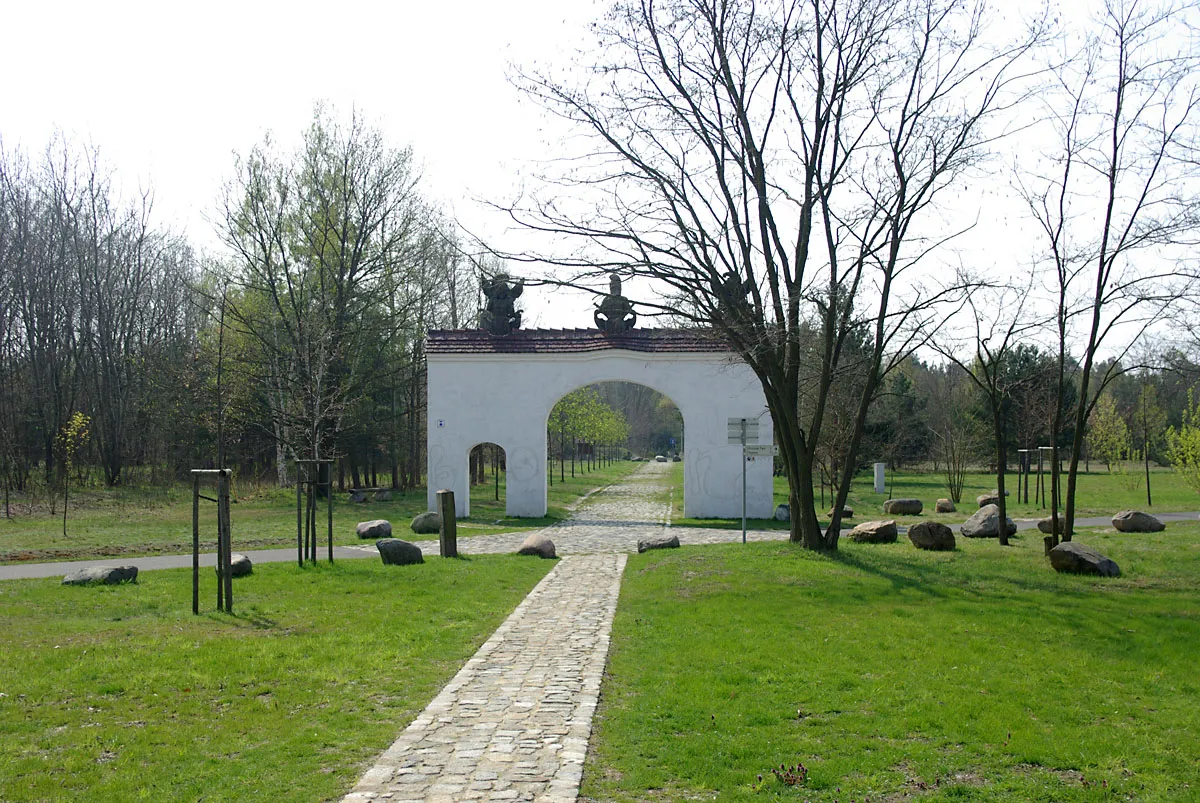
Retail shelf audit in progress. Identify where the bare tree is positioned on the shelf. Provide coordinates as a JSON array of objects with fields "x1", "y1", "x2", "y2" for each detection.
[
  {"x1": 506, "y1": 0, "x2": 1044, "y2": 548},
  {"x1": 934, "y1": 280, "x2": 1044, "y2": 545},
  {"x1": 1017, "y1": 0, "x2": 1200, "y2": 541},
  {"x1": 218, "y1": 106, "x2": 421, "y2": 482},
  {"x1": 922, "y1": 363, "x2": 981, "y2": 504}
]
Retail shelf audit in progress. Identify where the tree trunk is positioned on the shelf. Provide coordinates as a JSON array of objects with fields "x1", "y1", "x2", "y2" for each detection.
[{"x1": 993, "y1": 408, "x2": 1009, "y2": 547}]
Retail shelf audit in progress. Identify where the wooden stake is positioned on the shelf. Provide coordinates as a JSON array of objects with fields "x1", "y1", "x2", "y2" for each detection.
[
  {"x1": 219, "y1": 470, "x2": 232, "y2": 612},
  {"x1": 438, "y1": 490, "x2": 458, "y2": 558},
  {"x1": 296, "y1": 468, "x2": 303, "y2": 567},
  {"x1": 192, "y1": 473, "x2": 200, "y2": 615}
]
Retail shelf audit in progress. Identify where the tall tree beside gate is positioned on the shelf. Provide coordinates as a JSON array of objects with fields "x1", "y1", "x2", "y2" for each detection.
[
  {"x1": 218, "y1": 107, "x2": 423, "y2": 475},
  {"x1": 509, "y1": 0, "x2": 1046, "y2": 549}
]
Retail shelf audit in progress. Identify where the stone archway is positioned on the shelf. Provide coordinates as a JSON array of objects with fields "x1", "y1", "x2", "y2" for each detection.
[{"x1": 426, "y1": 329, "x2": 774, "y2": 519}]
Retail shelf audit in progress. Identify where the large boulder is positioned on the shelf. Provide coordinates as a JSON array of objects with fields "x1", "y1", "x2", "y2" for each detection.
[
  {"x1": 976, "y1": 489, "x2": 1010, "y2": 507},
  {"x1": 935, "y1": 498, "x2": 957, "y2": 513},
  {"x1": 961, "y1": 504, "x2": 1017, "y2": 538},
  {"x1": 373, "y1": 489, "x2": 392, "y2": 502},
  {"x1": 1037, "y1": 516, "x2": 1062, "y2": 534},
  {"x1": 62, "y1": 566, "x2": 138, "y2": 586},
  {"x1": 215, "y1": 554, "x2": 253, "y2": 577},
  {"x1": 637, "y1": 534, "x2": 680, "y2": 553},
  {"x1": 883, "y1": 498, "x2": 923, "y2": 515},
  {"x1": 774, "y1": 504, "x2": 790, "y2": 522},
  {"x1": 517, "y1": 533, "x2": 557, "y2": 559},
  {"x1": 828, "y1": 506, "x2": 854, "y2": 519},
  {"x1": 410, "y1": 512, "x2": 441, "y2": 534},
  {"x1": 357, "y1": 519, "x2": 392, "y2": 540},
  {"x1": 908, "y1": 521, "x2": 956, "y2": 551},
  {"x1": 376, "y1": 538, "x2": 424, "y2": 566},
  {"x1": 1111, "y1": 510, "x2": 1165, "y2": 533},
  {"x1": 849, "y1": 520, "x2": 898, "y2": 543},
  {"x1": 1049, "y1": 542, "x2": 1120, "y2": 577}
]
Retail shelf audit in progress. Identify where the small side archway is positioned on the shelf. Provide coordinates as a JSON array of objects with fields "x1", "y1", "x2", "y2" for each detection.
[{"x1": 426, "y1": 329, "x2": 774, "y2": 519}]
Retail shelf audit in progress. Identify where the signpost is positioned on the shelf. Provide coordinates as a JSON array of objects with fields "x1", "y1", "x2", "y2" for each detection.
[{"x1": 729, "y1": 418, "x2": 772, "y2": 544}]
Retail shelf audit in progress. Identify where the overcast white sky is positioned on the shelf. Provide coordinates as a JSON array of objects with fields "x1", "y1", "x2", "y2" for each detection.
[
  {"x1": 3, "y1": 0, "x2": 1171, "y2": 348},
  {"x1": 0, "y1": 0, "x2": 609, "y2": 324}
]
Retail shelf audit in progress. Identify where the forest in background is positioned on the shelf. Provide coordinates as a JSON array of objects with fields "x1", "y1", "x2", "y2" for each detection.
[{"x1": 3, "y1": 111, "x2": 1200, "y2": 513}]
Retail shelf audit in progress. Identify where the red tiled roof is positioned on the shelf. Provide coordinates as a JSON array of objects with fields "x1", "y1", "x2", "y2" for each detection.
[{"x1": 426, "y1": 328, "x2": 734, "y2": 354}]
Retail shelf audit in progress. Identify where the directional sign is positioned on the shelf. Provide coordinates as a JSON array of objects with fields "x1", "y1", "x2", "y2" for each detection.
[
  {"x1": 727, "y1": 417, "x2": 760, "y2": 444},
  {"x1": 744, "y1": 444, "x2": 778, "y2": 456}
]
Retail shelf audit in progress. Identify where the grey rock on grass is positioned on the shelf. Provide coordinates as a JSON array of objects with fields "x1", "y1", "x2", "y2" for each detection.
[
  {"x1": 377, "y1": 538, "x2": 425, "y2": 566},
  {"x1": 882, "y1": 498, "x2": 922, "y2": 515},
  {"x1": 908, "y1": 521, "x2": 955, "y2": 551},
  {"x1": 1037, "y1": 516, "x2": 1062, "y2": 534},
  {"x1": 850, "y1": 520, "x2": 898, "y2": 543},
  {"x1": 62, "y1": 566, "x2": 138, "y2": 586},
  {"x1": 961, "y1": 504, "x2": 1016, "y2": 538},
  {"x1": 410, "y1": 512, "x2": 441, "y2": 534},
  {"x1": 214, "y1": 554, "x2": 253, "y2": 577},
  {"x1": 517, "y1": 533, "x2": 557, "y2": 559},
  {"x1": 357, "y1": 519, "x2": 392, "y2": 539},
  {"x1": 637, "y1": 534, "x2": 680, "y2": 553},
  {"x1": 1111, "y1": 510, "x2": 1165, "y2": 533},
  {"x1": 1049, "y1": 542, "x2": 1120, "y2": 577}
]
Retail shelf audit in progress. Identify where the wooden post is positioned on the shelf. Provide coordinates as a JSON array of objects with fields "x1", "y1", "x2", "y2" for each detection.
[
  {"x1": 437, "y1": 489, "x2": 458, "y2": 558},
  {"x1": 326, "y1": 463, "x2": 334, "y2": 563},
  {"x1": 304, "y1": 480, "x2": 314, "y2": 561},
  {"x1": 219, "y1": 470, "x2": 233, "y2": 613},
  {"x1": 192, "y1": 473, "x2": 200, "y2": 615},
  {"x1": 216, "y1": 476, "x2": 225, "y2": 611},
  {"x1": 296, "y1": 466, "x2": 303, "y2": 567}
]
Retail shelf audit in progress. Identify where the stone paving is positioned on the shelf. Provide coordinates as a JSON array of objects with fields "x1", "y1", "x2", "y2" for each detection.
[
  {"x1": 339, "y1": 463, "x2": 785, "y2": 562},
  {"x1": 342, "y1": 463, "x2": 671, "y2": 803}
]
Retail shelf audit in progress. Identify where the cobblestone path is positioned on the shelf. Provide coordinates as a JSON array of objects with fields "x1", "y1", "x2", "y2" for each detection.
[
  {"x1": 340, "y1": 462, "x2": 785, "y2": 561},
  {"x1": 342, "y1": 463, "x2": 672, "y2": 803}
]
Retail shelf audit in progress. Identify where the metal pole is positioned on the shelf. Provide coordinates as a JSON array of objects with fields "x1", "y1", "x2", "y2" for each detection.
[
  {"x1": 312, "y1": 480, "x2": 321, "y2": 561},
  {"x1": 192, "y1": 473, "x2": 200, "y2": 615},
  {"x1": 296, "y1": 464, "x2": 303, "y2": 567},
  {"x1": 215, "y1": 475, "x2": 225, "y2": 612},
  {"x1": 1032, "y1": 451, "x2": 1041, "y2": 506},
  {"x1": 220, "y1": 470, "x2": 232, "y2": 613},
  {"x1": 327, "y1": 462, "x2": 334, "y2": 563},
  {"x1": 741, "y1": 419, "x2": 747, "y2": 544}
]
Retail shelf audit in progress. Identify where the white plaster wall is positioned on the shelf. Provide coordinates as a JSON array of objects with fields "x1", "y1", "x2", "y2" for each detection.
[{"x1": 426, "y1": 349, "x2": 774, "y2": 519}]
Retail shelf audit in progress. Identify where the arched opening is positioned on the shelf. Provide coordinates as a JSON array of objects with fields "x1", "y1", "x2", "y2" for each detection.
[
  {"x1": 545, "y1": 381, "x2": 686, "y2": 509},
  {"x1": 426, "y1": 328, "x2": 774, "y2": 520},
  {"x1": 467, "y1": 442, "x2": 506, "y2": 519}
]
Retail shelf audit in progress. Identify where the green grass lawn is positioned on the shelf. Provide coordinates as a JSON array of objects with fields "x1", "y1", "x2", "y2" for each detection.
[
  {"x1": 841, "y1": 463, "x2": 1199, "y2": 521},
  {"x1": 0, "y1": 555, "x2": 553, "y2": 801},
  {"x1": 582, "y1": 524, "x2": 1200, "y2": 801},
  {"x1": 0, "y1": 460, "x2": 638, "y2": 564},
  {"x1": 669, "y1": 461, "x2": 1200, "y2": 531}
]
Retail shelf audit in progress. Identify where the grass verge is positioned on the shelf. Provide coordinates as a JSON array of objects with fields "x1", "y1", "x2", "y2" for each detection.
[
  {"x1": 583, "y1": 524, "x2": 1200, "y2": 801},
  {"x1": 0, "y1": 460, "x2": 639, "y2": 564},
  {"x1": 668, "y1": 462, "x2": 1200, "y2": 532},
  {"x1": 0, "y1": 555, "x2": 552, "y2": 801}
]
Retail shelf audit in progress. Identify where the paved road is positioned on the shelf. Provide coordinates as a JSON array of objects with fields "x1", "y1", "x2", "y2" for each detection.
[{"x1": 3, "y1": 492, "x2": 1196, "y2": 582}]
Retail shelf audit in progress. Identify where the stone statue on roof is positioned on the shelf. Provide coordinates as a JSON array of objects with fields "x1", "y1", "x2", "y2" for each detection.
[
  {"x1": 480, "y1": 272, "x2": 524, "y2": 336},
  {"x1": 594, "y1": 272, "x2": 637, "y2": 334},
  {"x1": 716, "y1": 269, "x2": 752, "y2": 324}
]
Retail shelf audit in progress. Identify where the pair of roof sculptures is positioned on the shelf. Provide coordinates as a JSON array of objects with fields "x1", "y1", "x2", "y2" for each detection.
[{"x1": 480, "y1": 272, "x2": 637, "y2": 336}]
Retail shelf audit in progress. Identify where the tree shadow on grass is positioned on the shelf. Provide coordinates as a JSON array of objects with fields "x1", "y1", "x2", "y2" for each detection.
[{"x1": 826, "y1": 540, "x2": 1110, "y2": 606}]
